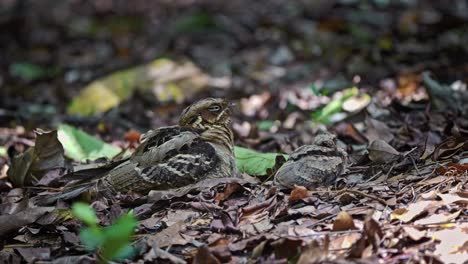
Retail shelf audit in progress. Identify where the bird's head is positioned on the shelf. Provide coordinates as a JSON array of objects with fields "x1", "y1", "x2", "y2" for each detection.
[
  {"x1": 179, "y1": 98, "x2": 232, "y2": 130},
  {"x1": 313, "y1": 133, "x2": 337, "y2": 148}
]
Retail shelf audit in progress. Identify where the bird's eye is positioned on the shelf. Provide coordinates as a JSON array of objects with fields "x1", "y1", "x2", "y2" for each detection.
[{"x1": 208, "y1": 105, "x2": 221, "y2": 112}]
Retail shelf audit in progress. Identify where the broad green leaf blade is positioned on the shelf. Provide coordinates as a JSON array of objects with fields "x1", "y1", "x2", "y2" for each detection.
[
  {"x1": 10, "y1": 62, "x2": 59, "y2": 81},
  {"x1": 311, "y1": 87, "x2": 358, "y2": 124},
  {"x1": 72, "y1": 202, "x2": 98, "y2": 226},
  {"x1": 58, "y1": 124, "x2": 122, "y2": 161},
  {"x1": 235, "y1": 146, "x2": 287, "y2": 176},
  {"x1": 67, "y1": 58, "x2": 210, "y2": 116},
  {"x1": 101, "y1": 213, "x2": 137, "y2": 261},
  {"x1": 79, "y1": 227, "x2": 105, "y2": 251},
  {"x1": 0, "y1": 146, "x2": 7, "y2": 157}
]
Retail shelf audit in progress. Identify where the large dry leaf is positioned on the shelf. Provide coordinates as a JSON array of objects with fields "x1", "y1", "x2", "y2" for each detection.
[
  {"x1": 368, "y1": 139, "x2": 400, "y2": 163},
  {"x1": 7, "y1": 130, "x2": 65, "y2": 187},
  {"x1": 332, "y1": 211, "x2": 356, "y2": 231},
  {"x1": 391, "y1": 200, "x2": 438, "y2": 223},
  {"x1": 432, "y1": 223, "x2": 468, "y2": 264},
  {"x1": 0, "y1": 206, "x2": 54, "y2": 236},
  {"x1": 146, "y1": 221, "x2": 188, "y2": 248}
]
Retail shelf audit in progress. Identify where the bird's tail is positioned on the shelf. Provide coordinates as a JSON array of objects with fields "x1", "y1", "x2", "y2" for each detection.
[
  {"x1": 32, "y1": 160, "x2": 125, "y2": 206},
  {"x1": 32, "y1": 181, "x2": 100, "y2": 206}
]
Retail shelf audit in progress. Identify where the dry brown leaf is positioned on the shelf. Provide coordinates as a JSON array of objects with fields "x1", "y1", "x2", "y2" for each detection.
[
  {"x1": 420, "y1": 190, "x2": 439, "y2": 199},
  {"x1": 289, "y1": 185, "x2": 310, "y2": 202},
  {"x1": 391, "y1": 200, "x2": 438, "y2": 223},
  {"x1": 403, "y1": 227, "x2": 427, "y2": 241},
  {"x1": 333, "y1": 211, "x2": 356, "y2": 231},
  {"x1": 432, "y1": 223, "x2": 468, "y2": 264},
  {"x1": 414, "y1": 211, "x2": 460, "y2": 226},
  {"x1": 146, "y1": 221, "x2": 188, "y2": 248},
  {"x1": 329, "y1": 233, "x2": 361, "y2": 250},
  {"x1": 438, "y1": 193, "x2": 468, "y2": 205},
  {"x1": 368, "y1": 139, "x2": 401, "y2": 163},
  {"x1": 365, "y1": 118, "x2": 394, "y2": 143}
]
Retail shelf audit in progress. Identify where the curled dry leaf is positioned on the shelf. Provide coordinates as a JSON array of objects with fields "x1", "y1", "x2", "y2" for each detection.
[
  {"x1": 7, "y1": 130, "x2": 65, "y2": 187},
  {"x1": 403, "y1": 227, "x2": 427, "y2": 241},
  {"x1": 332, "y1": 211, "x2": 356, "y2": 231},
  {"x1": 365, "y1": 118, "x2": 394, "y2": 143},
  {"x1": 289, "y1": 185, "x2": 310, "y2": 202},
  {"x1": 432, "y1": 223, "x2": 468, "y2": 264},
  {"x1": 432, "y1": 136, "x2": 468, "y2": 161},
  {"x1": 368, "y1": 139, "x2": 400, "y2": 163}
]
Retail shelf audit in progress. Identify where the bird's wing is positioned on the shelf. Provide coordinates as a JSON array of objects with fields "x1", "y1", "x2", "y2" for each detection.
[
  {"x1": 106, "y1": 132, "x2": 220, "y2": 192},
  {"x1": 34, "y1": 126, "x2": 188, "y2": 205}
]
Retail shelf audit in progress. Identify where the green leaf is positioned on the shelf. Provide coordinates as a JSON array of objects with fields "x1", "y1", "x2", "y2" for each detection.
[
  {"x1": 235, "y1": 146, "x2": 287, "y2": 176},
  {"x1": 58, "y1": 124, "x2": 122, "y2": 161},
  {"x1": 311, "y1": 87, "x2": 358, "y2": 124},
  {"x1": 258, "y1": 120, "x2": 275, "y2": 131},
  {"x1": 0, "y1": 147, "x2": 6, "y2": 157},
  {"x1": 67, "y1": 58, "x2": 210, "y2": 116},
  {"x1": 10, "y1": 62, "x2": 59, "y2": 81},
  {"x1": 72, "y1": 202, "x2": 98, "y2": 226},
  {"x1": 79, "y1": 227, "x2": 104, "y2": 251},
  {"x1": 101, "y1": 213, "x2": 137, "y2": 261}
]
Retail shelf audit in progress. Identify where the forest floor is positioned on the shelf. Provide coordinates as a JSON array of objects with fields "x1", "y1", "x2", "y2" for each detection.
[{"x1": 0, "y1": 1, "x2": 467, "y2": 263}]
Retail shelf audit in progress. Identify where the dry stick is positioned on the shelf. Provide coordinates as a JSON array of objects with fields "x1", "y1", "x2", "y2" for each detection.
[
  {"x1": 337, "y1": 188, "x2": 389, "y2": 206},
  {"x1": 364, "y1": 170, "x2": 383, "y2": 183},
  {"x1": 307, "y1": 188, "x2": 389, "y2": 206}
]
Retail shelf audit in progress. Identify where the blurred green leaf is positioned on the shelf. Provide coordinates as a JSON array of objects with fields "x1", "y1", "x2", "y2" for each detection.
[
  {"x1": 173, "y1": 12, "x2": 218, "y2": 34},
  {"x1": 72, "y1": 202, "x2": 98, "y2": 226},
  {"x1": 67, "y1": 58, "x2": 210, "y2": 116},
  {"x1": 79, "y1": 227, "x2": 104, "y2": 251},
  {"x1": 258, "y1": 120, "x2": 275, "y2": 131},
  {"x1": 57, "y1": 124, "x2": 122, "y2": 161},
  {"x1": 101, "y1": 213, "x2": 137, "y2": 261},
  {"x1": 311, "y1": 87, "x2": 358, "y2": 124},
  {"x1": 235, "y1": 146, "x2": 287, "y2": 176},
  {"x1": 10, "y1": 62, "x2": 59, "y2": 81},
  {"x1": 0, "y1": 147, "x2": 6, "y2": 157}
]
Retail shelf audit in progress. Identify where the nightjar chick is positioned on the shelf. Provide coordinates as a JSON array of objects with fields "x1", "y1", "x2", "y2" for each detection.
[
  {"x1": 37, "y1": 98, "x2": 237, "y2": 205},
  {"x1": 274, "y1": 133, "x2": 347, "y2": 189}
]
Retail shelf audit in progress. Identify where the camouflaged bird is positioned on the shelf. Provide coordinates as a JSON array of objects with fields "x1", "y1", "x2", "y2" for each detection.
[
  {"x1": 37, "y1": 98, "x2": 237, "y2": 204},
  {"x1": 274, "y1": 133, "x2": 347, "y2": 189}
]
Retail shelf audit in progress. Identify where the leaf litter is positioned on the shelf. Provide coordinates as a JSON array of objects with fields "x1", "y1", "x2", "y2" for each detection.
[{"x1": 1, "y1": 1, "x2": 468, "y2": 263}]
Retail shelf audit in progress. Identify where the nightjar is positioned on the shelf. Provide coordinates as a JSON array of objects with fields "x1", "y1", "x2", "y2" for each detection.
[
  {"x1": 37, "y1": 98, "x2": 237, "y2": 204},
  {"x1": 274, "y1": 133, "x2": 347, "y2": 189}
]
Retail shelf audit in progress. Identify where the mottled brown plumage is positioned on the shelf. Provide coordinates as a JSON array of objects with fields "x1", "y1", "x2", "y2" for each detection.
[
  {"x1": 37, "y1": 98, "x2": 237, "y2": 204},
  {"x1": 274, "y1": 133, "x2": 347, "y2": 189}
]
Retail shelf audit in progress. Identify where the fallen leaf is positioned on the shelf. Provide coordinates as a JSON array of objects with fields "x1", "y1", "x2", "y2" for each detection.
[
  {"x1": 333, "y1": 211, "x2": 356, "y2": 231},
  {"x1": 391, "y1": 200, "x2": 439, "y2": 223},
  {"x1": 57, "y1": 124, "x2": 122, "y2": 161},
  {"x1": 365, "y1": 118, "x2": 394, "y2": 143},
  {"x1": 7, "y1": 130, "x2": 65, "y2": 187},
  {"x1": 146, "y1": 221, "x2": 188, "y2": 248},
  {"x1": 235, "y1": 146, "x2": 287, "y2": 176},
  {"x1": 432, "y1": 223, "x2": 468, "y2": 264},
  {"x1": 414, "y1": 211, "x2": 460, "y2": 226},
  {"x1": 68, "y1": 58, "x2": 211, "y2": 116},
  {"x1": 289, "y1": 185, "x2": 310, "y2": 202},
  {"x1": 403, "y1": 227, "x2": 427, "y2": 241},
  {"x1": 437, "y1": 193, "x2": 468, "y2": 205},
  {"x1": 0, "y1": 207, "x2": 54, "y2": 236},
  {"x1": 368, "y1": 139, "x2": 400, "y2": 163}
]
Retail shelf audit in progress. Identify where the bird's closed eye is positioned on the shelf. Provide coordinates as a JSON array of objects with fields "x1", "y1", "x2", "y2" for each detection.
[{"x1": 208, "y1": 105, "x2": 221, "y2": 112}]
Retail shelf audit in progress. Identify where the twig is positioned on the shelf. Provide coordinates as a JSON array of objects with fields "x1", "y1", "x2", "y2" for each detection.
[{"x1": 337, "y1": 188, "x2": 389, "y2": 206}]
